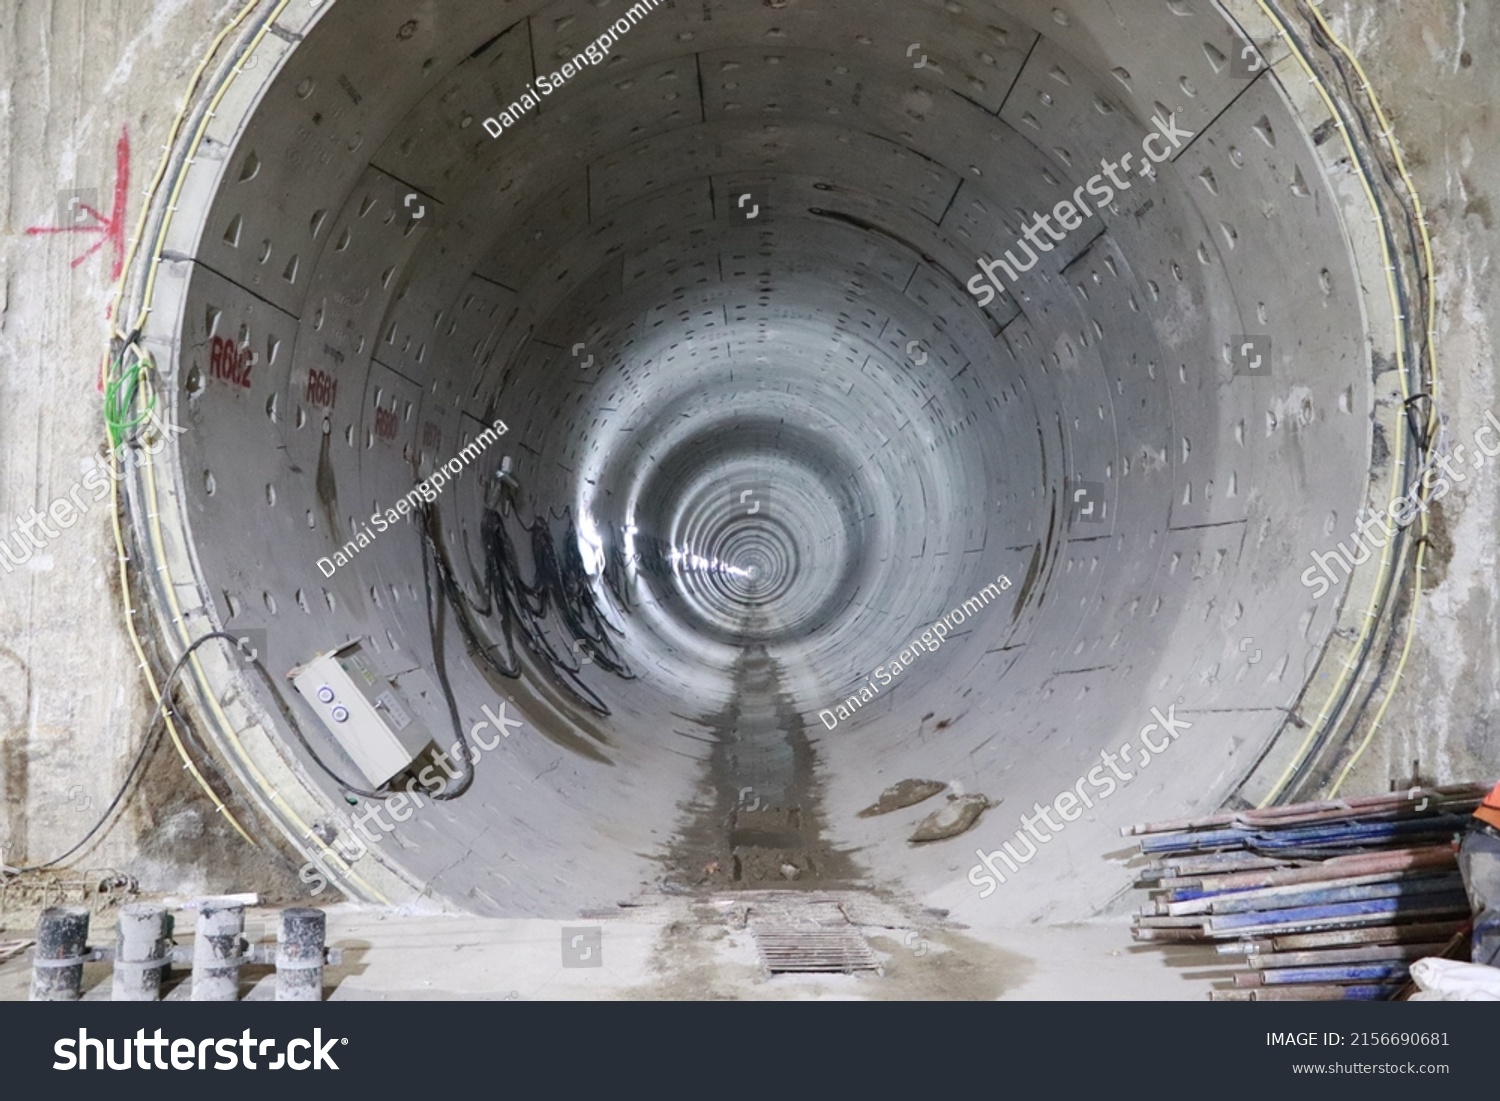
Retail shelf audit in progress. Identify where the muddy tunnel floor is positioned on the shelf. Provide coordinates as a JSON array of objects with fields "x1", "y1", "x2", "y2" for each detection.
[{"x1": 662, "y1": 639, "x2": 861, "y2": 894}]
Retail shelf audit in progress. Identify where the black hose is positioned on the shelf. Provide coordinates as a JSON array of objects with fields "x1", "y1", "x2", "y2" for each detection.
[
  {"x1": 6, "y1": 631, "x2": 258, "y2": 873},
  {"x1": 422, "y1": 486, "x2": 638, "y2": 718}
]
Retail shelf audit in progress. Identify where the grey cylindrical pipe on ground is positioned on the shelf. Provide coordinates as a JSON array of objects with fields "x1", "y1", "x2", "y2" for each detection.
[
  {"x1": 30, "y1": 905, "x2": 90, "y2": 1002},
  {"x1": 275, "y1": 906, "x2": 326, "y2": 1001},
  {"x1": 191, "y1": 900, "x2": 245, "y2": 1001},
  {"x1": 112, "y1": 902, "x2": 169, "y2": 1001}
]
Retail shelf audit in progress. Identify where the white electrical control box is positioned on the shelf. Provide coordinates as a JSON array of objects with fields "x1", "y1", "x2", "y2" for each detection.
[{"x1": 289, "y1": 641, "x2": 436, "y2": 788}]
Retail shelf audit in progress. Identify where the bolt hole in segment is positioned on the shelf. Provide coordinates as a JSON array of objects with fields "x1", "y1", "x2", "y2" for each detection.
[{"x1": 142, "y1": 0, "x2": 1378, "y2": 938}]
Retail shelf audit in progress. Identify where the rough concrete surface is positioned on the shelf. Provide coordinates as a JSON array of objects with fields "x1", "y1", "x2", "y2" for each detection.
[
  {"x1": 0, "y1": 0, "x2": 304, "y2": 897},
  {"x1": 0, "y1": 902, "x2": 1217, "y2": 1001}
]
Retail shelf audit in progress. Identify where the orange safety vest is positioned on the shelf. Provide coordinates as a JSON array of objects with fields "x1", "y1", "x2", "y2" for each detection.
[{"x1": 1478, "y1": 780, "x2": 1500, "y2": 831}]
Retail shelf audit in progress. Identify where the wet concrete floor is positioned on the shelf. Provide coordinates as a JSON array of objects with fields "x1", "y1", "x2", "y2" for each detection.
[{"x1": 663, "y1": 637, "x2": 860, "y2": 891}]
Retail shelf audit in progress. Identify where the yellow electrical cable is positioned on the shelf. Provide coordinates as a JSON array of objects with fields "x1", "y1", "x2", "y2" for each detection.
[
  {"x1": 105, "y1": 407, "x2": 256, "y2": 849},
  {"x1": 99, "y1": 0, "x2": 271, "y2": 845},
  {"x1": 96, "y1": 0, "x2": 261, "y2": 846},
  {"x1": 1311, "y1": 2, "x2": 1441, "y2": 797},
  {"x1": 102, "y1": 0, "x2": 387, "y2": 901},
  {"x1": 101, "y1": 2, "x2": 261, "y2": 381},
  {"x1": 1250, "y1": 1, "x2": 1409, "y2": 801},
  {"x1": 1252, "y1": 0, "x2": 1437, "y2": 805},
  {"x1": 97, "y1": 0, "x2": 266, "y2": 844}
]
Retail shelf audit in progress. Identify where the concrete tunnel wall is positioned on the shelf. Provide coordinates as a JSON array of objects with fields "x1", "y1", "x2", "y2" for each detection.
[{"x1": 130, "y1": 0, "x2": 1379, "y2": 922}]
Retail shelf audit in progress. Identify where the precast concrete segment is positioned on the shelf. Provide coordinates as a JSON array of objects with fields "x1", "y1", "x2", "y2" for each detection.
[{"x1": 130, "y1": 0, "x2": 1383, "y2": 925}]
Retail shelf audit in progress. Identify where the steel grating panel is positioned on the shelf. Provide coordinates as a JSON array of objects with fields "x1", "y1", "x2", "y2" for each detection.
[
  {"x1": 752, "y1": 927, "x2": 882, "y2": 975},
  {"x1": 743, "y1": 891, "x2": 885, "y2": 975}
]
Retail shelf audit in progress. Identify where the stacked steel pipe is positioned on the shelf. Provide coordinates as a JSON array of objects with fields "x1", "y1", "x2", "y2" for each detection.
[{"x1": 1127, "y1": 786, "x2": 1486, "y2": 1000}]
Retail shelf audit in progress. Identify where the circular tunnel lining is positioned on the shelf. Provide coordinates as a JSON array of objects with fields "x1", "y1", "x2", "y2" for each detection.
[{"x1": 143, "y1": 0, "x2": 1380, "y2": 920}]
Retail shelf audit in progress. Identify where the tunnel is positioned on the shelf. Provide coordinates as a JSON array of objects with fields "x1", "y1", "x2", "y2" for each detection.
[{"x1": 119, "y1": 0, "x2": 1396, "y2": 930}]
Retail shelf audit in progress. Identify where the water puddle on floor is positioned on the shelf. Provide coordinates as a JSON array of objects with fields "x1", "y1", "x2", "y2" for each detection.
[{"x1": 661, "y1": 640, "x2": 861, "y2": 891}]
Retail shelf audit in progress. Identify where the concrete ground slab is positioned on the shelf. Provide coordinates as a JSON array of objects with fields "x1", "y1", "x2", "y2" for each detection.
[{"x1": 0, "y1": 899, "x2": 1217, "y2": 1001}]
